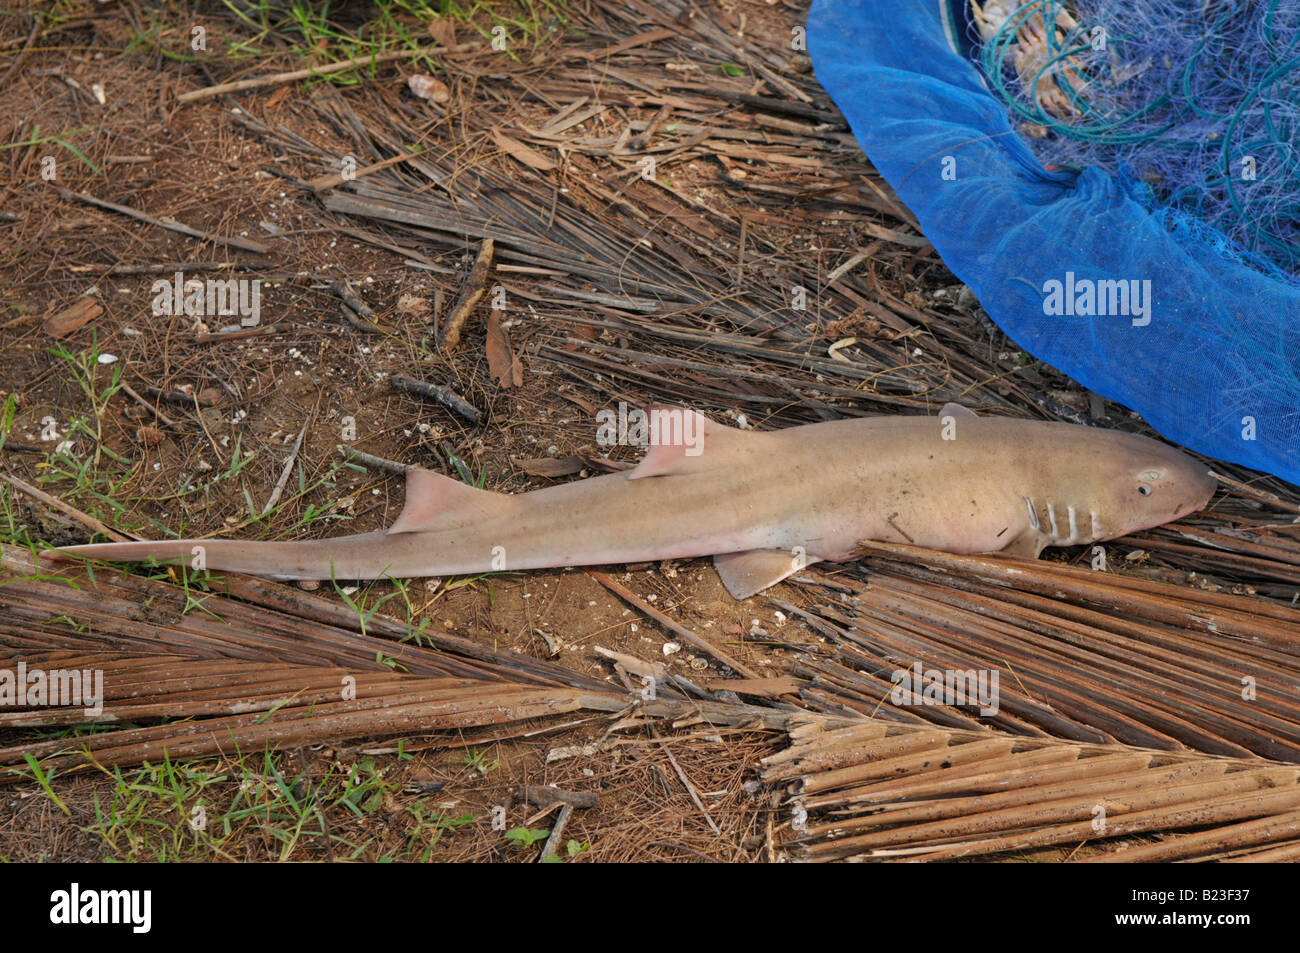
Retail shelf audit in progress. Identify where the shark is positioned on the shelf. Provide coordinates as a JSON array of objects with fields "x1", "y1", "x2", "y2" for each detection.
[{"x1": 46, "y1": 404, "x2": 1217, "y2": 598}]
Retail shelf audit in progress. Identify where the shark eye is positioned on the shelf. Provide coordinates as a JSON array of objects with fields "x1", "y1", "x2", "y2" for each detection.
[{"x1": 1138, "y1": 484, "x2": 1152, "y2": 496}]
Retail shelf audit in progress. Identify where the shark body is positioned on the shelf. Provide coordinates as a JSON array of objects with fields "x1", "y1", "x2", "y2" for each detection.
[{"x1": 49, "y1": 406, "x2": 1216, "y2": 598}]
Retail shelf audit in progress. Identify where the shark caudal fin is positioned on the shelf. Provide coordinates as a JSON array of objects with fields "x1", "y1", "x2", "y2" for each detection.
[
  {"x1": 46, "y1": 468, "x2": 517, "y2": 579},
  {"x1": 48, "y1": 538, "x2": 213, "y2": 567},
  {"x1": 43, "y1": 532, "x2": 394, "y2": 579}
]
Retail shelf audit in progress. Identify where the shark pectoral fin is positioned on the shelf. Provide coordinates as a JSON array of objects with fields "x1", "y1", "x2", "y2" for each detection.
[
  {"x1": 940, "y1": 401, "x2": 977, "y2": 418},
  {"x1": 713, "y1": 549, "x2": 820, "y2": 599},
  {"x1": 387, "y1": 468, "x2": 513, "y2": 534},
  {"x1": 1001, "y1": 531, "x2": 1046, "y2": 559},
  {"x1": 626, "y1": 408, "x2": 765, "y2": 480}
]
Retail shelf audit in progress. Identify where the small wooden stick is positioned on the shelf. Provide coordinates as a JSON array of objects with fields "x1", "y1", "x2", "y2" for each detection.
[
  {"x1": 440, "y1": 238, "x2": 494, "y2": 351},
  {"x1": 262, "y1": 422, "x2": 307, "y2": 515},
  {"x1": 308, "y1": 150, "x2": 422, "y2": 192},
  {"x1": 326, "y1": 280, "x2": 377, "y2": 320},
  {"x1": 1209, "y1": 471, "x2": 1300, "y2": 516},
  {"x1": 0, "y1": 20, "x2": 40, "y2": 89},
  {"x1": 195, "y1": 324, "x2": 282, "y2": 343},
  {"x1": 54, "y1": 187, "x2": 270, "y2": 254},
  {"x1": 322, "y1": 280, "x2": 382, "y2": 333},
  {"x1": 138, "y1": 385, "x2": 220, "y2": 408},
  {"x1": 390, "y1": 374, "x2": 480, "y2": 425},
  {"x1": 68, "y1": 261, "x2": 238, "y2": 275},
  {"x1": 119, "y1": 381, "x2": 179, "y2": 429},
  {"x1": 0, "y1": 472, "x2": 135, "y2": 542},
  {"x1": 338, "y1": 303, "x2": 380, "y2": 334},
  {"x1": 651, "y1": 723, "x2": 720, "y2": 836},
  {"x1": 176, "y1": 42, "x2": 481, "y2": 103},
  {"x1": 538, "y1": 804, "x2": 573, "y2": 862},
  {"x1": 337, "y1": 445, "x2": 408, "y2": 475},
  {"x1": 587, "y1": 569, "x2": 762, "y2": 680}
]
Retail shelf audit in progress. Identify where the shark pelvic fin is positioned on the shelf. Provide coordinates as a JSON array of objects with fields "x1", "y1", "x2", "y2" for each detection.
[
  {"x1": 627, "y1": 408, "x2": 763, "y2": 480},
  {"x1": 713, "y1": 548, "x2": 821, "y2": 599},
  {"x1": 387, "y1": 468, "x2": 513, "y2": 534}
]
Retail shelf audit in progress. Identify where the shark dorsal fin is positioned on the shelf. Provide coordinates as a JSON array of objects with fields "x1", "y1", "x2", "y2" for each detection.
[
  {"x1": 626, "y1": 408, "x2": 763, "y2": 480},
  {"x1": 940, "y1": 402, "x2": 977, "y2": 418},
  {"x1": 387, "y1": 468, "x2": 512, "y2": 534}
]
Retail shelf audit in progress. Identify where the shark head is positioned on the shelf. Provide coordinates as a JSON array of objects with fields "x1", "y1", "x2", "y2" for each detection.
[
  {"x1": 1082, "y1": 430, "x2": 1217, "y2": 540},
  {"x1": 1017, "y1": 424, "x2": 1217, "y2": 550}
]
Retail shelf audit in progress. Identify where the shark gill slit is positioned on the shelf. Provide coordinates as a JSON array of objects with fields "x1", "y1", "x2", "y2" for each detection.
[{"x1": 1024, "y1": 497, "x2": 1040, "y2": 531}]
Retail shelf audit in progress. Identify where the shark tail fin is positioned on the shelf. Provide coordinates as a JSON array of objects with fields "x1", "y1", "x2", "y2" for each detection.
[
  {"x1": 44, "y1": 534, "x2": 386, "y2": 579},
  {"x1": 44, "y1": 469, "x2": 514, "y2": 579}
]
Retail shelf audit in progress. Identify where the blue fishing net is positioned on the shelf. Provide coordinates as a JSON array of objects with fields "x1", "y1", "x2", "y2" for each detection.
[
  {"x1": 978, "y1": 0, "x2": 1300, "y2": 277},
  {"x1": 808, "y1": 0, "x2": 1300, "y2": 487}
]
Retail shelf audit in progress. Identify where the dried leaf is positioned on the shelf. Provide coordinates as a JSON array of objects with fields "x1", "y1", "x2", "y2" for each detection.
[
  {"x1": 264, "y1": 85, "x2": 291, "y2": 109},
  {"x1": 42, "y1": 296, "x2": 102, "y2": 338},
  {"x1": 396, "y1": 293, "x2": 431, "y2": 318},
  {"x1": 491, "y1": 127, "x2": 557, "y2": 171},
  {"x1": 134, "y1": 426, "x2": 167, "y2": 446},
  {"x1": 486, "y1": 312, "x2": 524, "y2": 388},
  {"x1": 427, "y1": 17, "x2": 457, "y2": 46},
  {"x1": 563, "y1": 324, "x2": 600, "y2": 351}
]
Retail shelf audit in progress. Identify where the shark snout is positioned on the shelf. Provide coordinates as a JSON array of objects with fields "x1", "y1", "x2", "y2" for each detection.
[
  {"x1": 1176, "y1": 468, "x2": 1217, "y2": 518},
  {"x1": 1155, "y1": 458, "x2": 1216, "y2": 523},
  {"x1": 1113, "y1": 440, "x2": 1217, "y2": 533}
]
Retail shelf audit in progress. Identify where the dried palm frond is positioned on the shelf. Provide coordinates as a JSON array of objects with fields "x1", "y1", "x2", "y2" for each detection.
[
  {"x1": 781, "y1": 542, "x2": 1300, "y2": 760},
  {"x1": 0, "y1": 547, "x2": 809, "y2": 777},
  {"x1": 767, "y1": 720, "x2": 1300, "y2": 861}
]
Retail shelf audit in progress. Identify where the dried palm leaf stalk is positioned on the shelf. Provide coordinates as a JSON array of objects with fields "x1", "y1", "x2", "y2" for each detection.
[{"x1": 767, "y1": 720, "x2": 1300, "y2": 861}]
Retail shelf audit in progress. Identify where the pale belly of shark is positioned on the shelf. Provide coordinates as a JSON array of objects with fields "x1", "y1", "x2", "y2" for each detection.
[{"x1": 48, "y1": 405, "x2": 1217, "y2": 599}]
